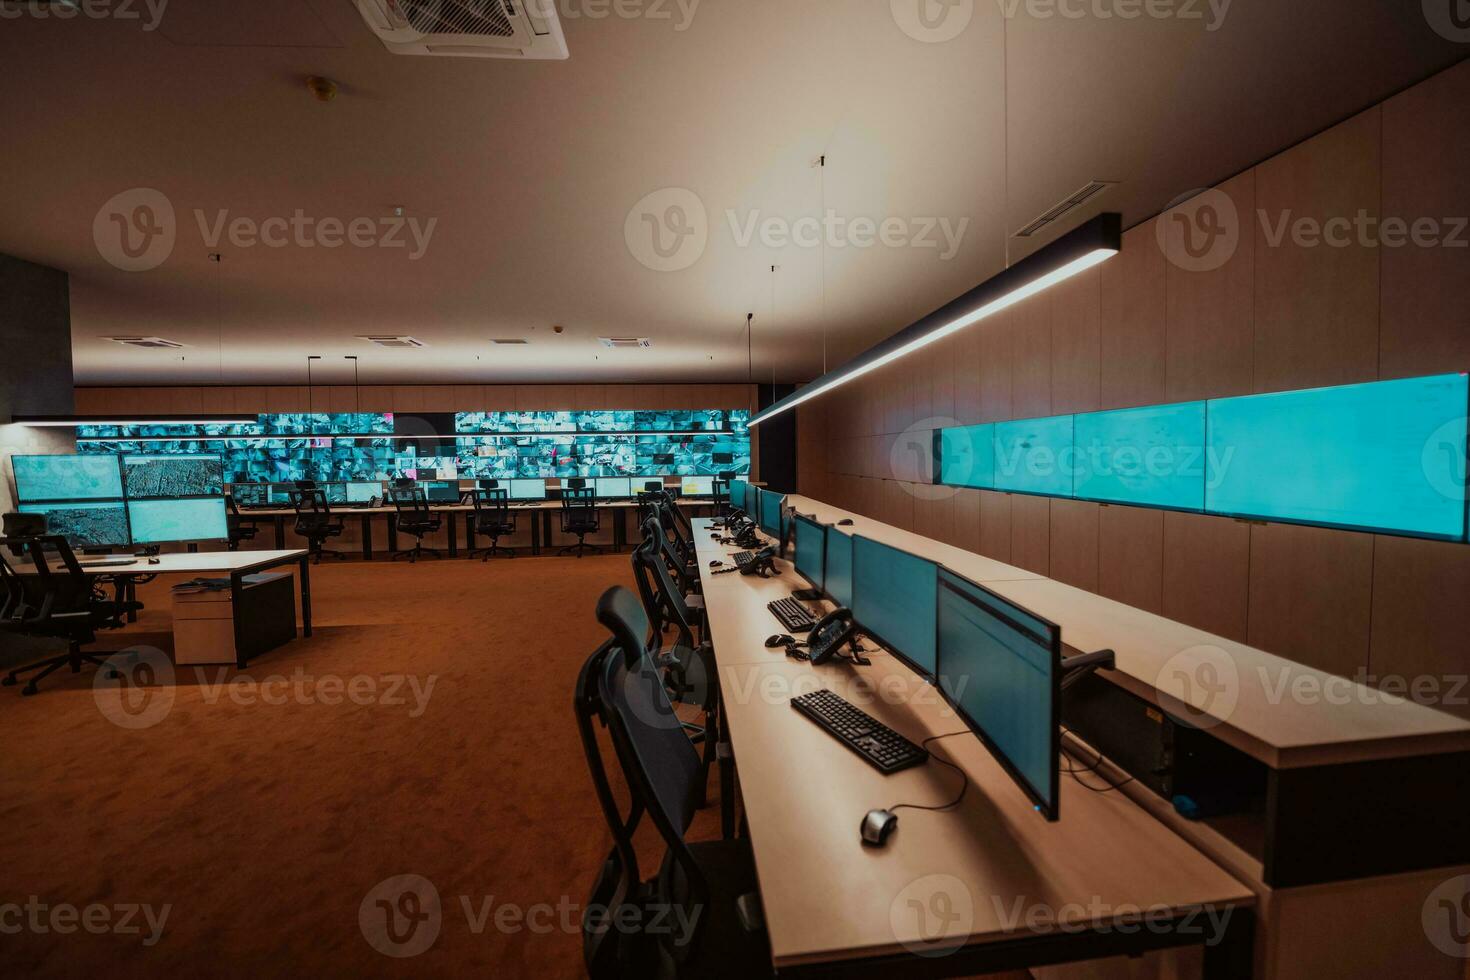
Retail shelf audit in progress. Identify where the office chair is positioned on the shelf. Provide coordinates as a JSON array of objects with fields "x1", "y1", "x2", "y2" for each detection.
[
  {"x1": 1, "y1": 536, "x2": 144, "y2": 697},
  {"x1": 631, "y1": 539, "x2": 722, "y2": 803},
  {"x1": 225, "y1": 494, "x2": 259, "y2": 552},
  {"x1": 574, "y1": 586, "x2": 770, "y2": 979},
  {"x1": 289, "y1": 488, "x2": 346, "y2": 564},
  {"x1": 468, "y1": 487, "x2": 517, "y2": 560},
  {"x1": 558, "y1": 485, "x2": 603, "y2": 558},
  {"x1": 635, "y1": 489, "x2": 666, "y2": 530},
  {"x1": 658, "y1": 499, "x2": 697, "y2": 567},
  {"x1": 392, "y1": 477, "x2": 416, "y2": 491},
  {"x1": 388, "y1": 487, "x2": 442, "y2": 562},
  {"x1": 3, "y1": 513, "x2": 47, "y2": 555},
  {"x1": 642, "y1": 517, "x2": 704, "y2": 622}
]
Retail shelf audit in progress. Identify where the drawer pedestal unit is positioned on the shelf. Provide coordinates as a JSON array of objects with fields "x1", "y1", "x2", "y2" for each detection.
[{"x1": 173, "y1": 573, "x2": 296, "y2": 667}]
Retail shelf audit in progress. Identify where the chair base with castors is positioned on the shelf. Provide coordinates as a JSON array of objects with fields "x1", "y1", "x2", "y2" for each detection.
[
  {"x1": 3, "y1": 639, "x2": 122, "y2": 697},
  {"x1": 557, "y1": 536, "x2": 605, "y2": 558},
  {"x1": 470, "y1": 541, "x2": 516, "y2": 561},
  {"x1": 392, "y1": 541, "x2": 442, "y2": 563}
]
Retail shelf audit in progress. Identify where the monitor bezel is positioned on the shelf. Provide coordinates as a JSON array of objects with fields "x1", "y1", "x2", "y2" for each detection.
[
  {"x1": 934, "y1": 566, "x2": 1063, "y2": 822},
  {"x1": 125, "y1": 497, "x2": 231, "y2": 545}
]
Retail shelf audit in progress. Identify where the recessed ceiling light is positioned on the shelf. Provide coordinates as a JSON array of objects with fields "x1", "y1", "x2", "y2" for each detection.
[
  {"x1": 491, "y1": 338, "x2": 529, "y2": 346},
  {"x1": 103, "y1": 336, "x2": 188, "y2": 350},
  {"x1": 599, "y1": 337, "x2": 653, "y2": 349},
  {"x1": 357, "y1": 335, "x2": 426, "y2": 349}
]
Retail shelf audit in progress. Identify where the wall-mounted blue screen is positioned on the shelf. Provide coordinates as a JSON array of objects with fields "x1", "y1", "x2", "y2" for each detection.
[
  {"x1": 852, "y1": 536, "x2": 939, "y2": 677},
  {"x1": 825, "y1": 529, "x2": 854, "y2": 607},
  {"x1": 938, "y1": 424, "x2": 996, "y2": 489},
  {"x1": 13, "y1": 455, "x2": 123, "y2": 503},
  {"x1": 993, "y1": 415, "x2": 1075, "y2": 497},
  {"x1": 1206, "y1": 374, "x2": 1469, "y2": 539},
  {"x1": 1073, "y1": 402, "x2": 1207, "y2": 510},
  {"x1": 127, "y1": 498, "x2": 229, "y2": 544}
]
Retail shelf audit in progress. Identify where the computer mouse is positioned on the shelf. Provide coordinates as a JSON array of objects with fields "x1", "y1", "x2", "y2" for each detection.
[
  {"x1": 838, "y1": 518, "x2": 855, "y2": 527},
  {"x1": 860, "y1": 809, "x2": 898, "y2": 847},
  {"x1": 709, "y1": 559, "x2": 724, "y2": 568},
  {"x1": 764, "y1": 634, "x2": 793, "y2": 648}
]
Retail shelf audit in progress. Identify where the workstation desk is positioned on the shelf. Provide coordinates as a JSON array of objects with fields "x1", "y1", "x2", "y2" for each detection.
[
  {"x1": 693, "y1": 517, "x2": 1255, "y2": 977},
  {"x1": 21, "y1": 550, "x2": 311, "y2": 669},
  {"x1": 237, "y1": 498, "x2": 719, "y2": 559},
  {"x1": 699, "y1": 498, "x2": 1470, "y2": 978}
]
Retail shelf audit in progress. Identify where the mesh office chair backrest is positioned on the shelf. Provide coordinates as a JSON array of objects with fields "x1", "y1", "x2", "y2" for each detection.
[
  {"x1": 472, "y1": 488, "x2": 511, "y2": 529},
  {"x1": 290, "y1": 488, "x2": 333, "y2": 528},
  {"x1": 23, "y1": 536, "x2": 92, "y2": 622},
  {"x1": 635, "y1": 537, "x2": 697, "y2": 652},
  {"x1": 655, "y1": 503, "x2": 696, "y2": 570},
  {"x1": 389, "y1": 487, "x2": 432, "y2": 522},
  {"x1": 2, "y1": 513, "x2": 47, "y2": 558},
  {"x1": 0, "y1": 538, "x2": 33, "y2": 623},
  {"x1": 662, "y1": 495, "x2": 694, "y2": 542},
  {"x1": 641, "y1": 516, "x2": 694, "y2": 596},
  {"x1": 562, "y1": 486, "x2": 597, "y2": 526}
]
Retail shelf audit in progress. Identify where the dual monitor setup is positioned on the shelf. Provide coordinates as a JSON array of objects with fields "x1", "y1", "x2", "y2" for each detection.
[
  {"x1": 13, "y1": 453, "x2": 229, "y2": 549},
  {"x1": 728, "y1": 479, "x2": 1072, "y2": 822}
]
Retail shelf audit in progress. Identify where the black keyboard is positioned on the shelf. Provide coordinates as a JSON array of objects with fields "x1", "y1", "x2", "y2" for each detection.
[
  {"x1": 768, "y1": 596, "x2": 817, "y2": 633},
  {"x1": 733, "y1": 550, "x2": 759, "y2": 569},
  {"x1": 789, "y1": 690, "x2": 928, "y2": 774}
]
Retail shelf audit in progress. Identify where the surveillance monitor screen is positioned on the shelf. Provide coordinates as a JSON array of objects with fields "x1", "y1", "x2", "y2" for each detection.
[
  {"x1": 13, "y1": 455, "x2": 124, "y2": 503},
  {"x1": 19, "y1": 502, "x2": 131, "y2": 549},
  {"x1": 123, "y1": 455, "x2": 225, "y2": 499},
  {"x1": 127, "y1": 498, "x2": 229, "y2": 544}
]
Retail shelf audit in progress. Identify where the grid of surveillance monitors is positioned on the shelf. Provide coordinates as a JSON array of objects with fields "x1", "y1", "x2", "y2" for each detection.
[
  {"x1": 742, "y1": 486, "x2": 1063, "y2": 821},
  {"x1": 936, "y1": 372, "x2": 1470, "y2": 542},
  {"x1": 13, "y1": 454, "x2": 228, "y2": 549}
]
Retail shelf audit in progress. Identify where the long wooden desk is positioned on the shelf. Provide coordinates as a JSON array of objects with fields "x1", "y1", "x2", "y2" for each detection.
[
  {"x1": 693, "y1": 518, "x2": 1255, "y2": 977},
  {"x1": 23, "y1": 550, "x2": 312, "y2": 668},
  {"x1": 238, "y1": 499, "x2": 717, "y2": 559}
]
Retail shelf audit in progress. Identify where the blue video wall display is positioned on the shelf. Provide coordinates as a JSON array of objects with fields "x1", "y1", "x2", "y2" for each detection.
[
  {"x1": 75, "y1": 410, "x2": 752, "y2": 485},
  {"x1": 1073, "y1": 402, "x2": 1207, "y2": 511},
  {"x1": 993, "y1": 415, "x2": 1075, "y2": 497},
  {"x1": 933, "y1": 373, "x2": 1470, "y2": 542},
  {"x1": 1205, "y1": 374, "x2": 1468, "y2": 539}
]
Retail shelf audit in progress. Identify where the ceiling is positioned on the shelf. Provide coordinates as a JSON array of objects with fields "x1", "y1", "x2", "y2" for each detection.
[{"x1": 0, "y1": 0, "x2": 1462, "y2": 387}]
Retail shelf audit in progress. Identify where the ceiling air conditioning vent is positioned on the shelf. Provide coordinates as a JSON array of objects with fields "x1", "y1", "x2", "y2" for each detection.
[
  {"x1": 1014, "y1": 180, "x2": 1118, "y2": 238},
  {"x1": 599, "y1": 337, "x2": 653, "y2": 349},
  {"x1": 104, "y1": 336, "x2": 187, "y2": 349},
  {"x1": 354, "y1": 0, "x2": 569, "y2": 60},
  {"x1": 358, "y1": 335, "x2": 427, "y2": 349},
  {"x1": 491, "y1": 338, "x2": 529, "y2": 345}
]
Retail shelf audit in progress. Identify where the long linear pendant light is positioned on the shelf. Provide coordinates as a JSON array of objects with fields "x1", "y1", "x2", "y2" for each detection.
[
  {"x1": 16, "y1": 414, "x2": 260, "y2": 427},
  {"x1": 749, "y1": 212, "x2": 1121, "y2": 427}
]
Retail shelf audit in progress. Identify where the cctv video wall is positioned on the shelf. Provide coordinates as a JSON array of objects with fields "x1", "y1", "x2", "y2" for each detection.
[
  {"x1": 75, "y1": 410, "x2": 752, "y2": 484},
  {"x1": 935, "y1": 373, "x2": 1469, "y2": 542}
]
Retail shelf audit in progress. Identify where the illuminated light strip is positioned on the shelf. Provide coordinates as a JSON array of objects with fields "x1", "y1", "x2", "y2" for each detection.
[
  {"x1": 750, "y1": 214, "x2": 1122, "y2": 426},
  {"x1": 15, "y1": 415, "x2": 260, "y2": 427}
]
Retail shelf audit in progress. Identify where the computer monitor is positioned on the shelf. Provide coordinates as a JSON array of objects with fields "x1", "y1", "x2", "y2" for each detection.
[
  {"x1": 642, "y1": 480, "x2": 665, "y2": 493},
  {"x1": 729, "y1": 479, "x2": 749, "y2": 512},
  {"x1": 758, "y1": 489, "x2": 785, "y2": 538},
  {"x1": 122, "y1": 454, "x2": 225, "y2": 499},
  {"x1": 935, "y1": 567, "x2": 1062, "y2": 821},
  {"x1": 594, "y1": 477, "x2": 632, "y2": 499},
  {"x1": 680, "y1": 476, "x2": 715, "y2": 498},
  {"x1": 508, "y1": 479, "x2": 548, "y2": 500},
  {"x1": 267, "y1": 484, "x2": 296, "y2": 506},
  {"x1": 13, "y1": 455, "x2": 124, "y2": 503},
  {"x1": 824, "y1": 527, "x2": 854, "y2": 608},
  {"x1": 793, "y1": 515, "x2": 826, "y2": 590},
  {"x1": 126, "y1": 498, "x2": 229, "y2": 545},
  {"x1": 424, "y1": 481, "x2": 461, "y2": 503},
  {"x1": 851, "y1": 535, "x2": 939, "y2": 677},
  {"x1": 18, "y1": 502, "x2": 131, "y2": 549},
  {"x1": 347, "y1": 481, "x2": 381, "y2": 503},
  {"x1": 317, "y1": 483, "x2": 349, "y2": 504},
  {"x1": 229, "y1": 484, "x2": 269, "y2": 507}
]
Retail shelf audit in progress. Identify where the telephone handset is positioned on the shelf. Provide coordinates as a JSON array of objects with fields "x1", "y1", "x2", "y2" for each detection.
[
  {"x1": 738, "y1": 546, "x2": 778, "y2": 577},
  {"x1": 806, "y1": 607, "x2": 860, "y2": 665},
  {"x1": 723, "y1": 510, "x2": 760, "y2": 549}
]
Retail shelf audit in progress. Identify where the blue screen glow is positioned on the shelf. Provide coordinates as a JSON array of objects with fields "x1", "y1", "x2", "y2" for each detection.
[
  {"x1": 825, "y1": 529, "x2": 854, "y2": 607},
  {"x1": 794, "y1": 516, "x2": 825, "y2": 589},
  {"x1": 759, "y1": 489, "x2": 784, "y2": 537},
  {"x1": 1206, "y1": 374, "x2": 1469, "y2": 538},
  {"x1": 13, "y1": 455, "x2": 124, "y2": 503},
  {"x1": 852, "y1": 536, "x2": 939, "y2": 677},
  {"x1": 127, "y1": 498, "x2": 229, "y2": 545},
  {"x1": 1073, "y1": 402, "x2": 1207, "y2": 510},
  {"x1": 993, "y1": 415, "x2": 1075, "y2": 496},
  {"x1": 938, "y1": 424, "x2": 996, "y2": 489}
]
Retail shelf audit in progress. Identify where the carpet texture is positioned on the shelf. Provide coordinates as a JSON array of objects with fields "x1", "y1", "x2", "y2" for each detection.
[{"x1": 0, "y1": 556, "x2": 722, "y2": 977}]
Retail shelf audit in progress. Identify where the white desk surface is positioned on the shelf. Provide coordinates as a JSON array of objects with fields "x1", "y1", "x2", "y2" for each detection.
[
  {"x1": 240, "y1": 498, "x2": 717, "y2": 517},
  {"x1": 775, "y1": 498, "x2": 1470, "y2": 769},
  {"x1": 694, "y1": 519, "x2": 1253, "y2": 970},
  {"x1": 30, "y1": 550, "x2": 309, "y2": 577}
]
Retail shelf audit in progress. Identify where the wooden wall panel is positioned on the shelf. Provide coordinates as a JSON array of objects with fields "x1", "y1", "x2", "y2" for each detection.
[
  {"x1": 977, "y1": 317, "x2": 1012, "y2": 423},
  {"x1": 1247, "y1": 523, "x2": 1375, "y2": 678},
  {"x1": 1010, "y1": 494, "x2": 1051, "y2": 575},
  {"x1": 1379, "y1": 59, "x2": 1470, "y2": 379},
  {"x1": 930, "y1": 333, "x2": 957, "y2": 421},
  {"x1": 978, "y1": 490, "x2": 1012, "y2": 563},
  {"x1": 912, "y1": 492, "x2": 954, "y2": 544},
  {"x1": 1369, "y1": 536, "x2": 1470, "y2": 720},
  {"x1": 1162, "y1": 512, "x2": 1251, "y2": 643},
  {"x1": 267, "y1": 386, "x2": 309, "y2": 412},
  {"x1": 1010, "y1": 294, "x2": 1052, "y2": 419},
  {"x1": 1098, "y1": 504, "x2": 1164, "y2": 614},
  {"x1": 1049, "y1": 498, "x2": 1100, "y2": 592},
  {"x1": 1100, "y1": 220, "x2": 1167, "y2": 409},
  {"x1": 391, "y1": 386, "x2": 425, "y2": 413},
  {"x1": 1252, "y1": 107, "x2": 1382, "y2": 393},
  {"x1": 1165, "y1": 171, "x2": 1257, "y2": 402},
  {"x1": 1049, "y1": 266, "x2": 1102, "y2": 415},
  {"x1": 952, "y1": 488, "x2": 982, "y2": 554}
]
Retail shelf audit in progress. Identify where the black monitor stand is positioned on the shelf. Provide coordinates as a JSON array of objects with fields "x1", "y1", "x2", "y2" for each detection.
[{"x1": 1060, "y1": 649, "x2": 1117, "y2": 691}]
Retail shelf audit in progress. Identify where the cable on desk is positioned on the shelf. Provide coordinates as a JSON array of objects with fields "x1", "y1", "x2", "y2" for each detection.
[
  {"x1": 887, "y1": 732, "x2": 972, "y2": 815},
  {"x1": 1060, "y1": 726, "x2": 1135, "y2": 794}
]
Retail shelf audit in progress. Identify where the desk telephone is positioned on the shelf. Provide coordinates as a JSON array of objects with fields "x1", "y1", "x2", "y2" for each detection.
[
  {"x1": 721, "y1": 510, "x2": 760, "y2": 549},
  {"x1": 805, "y1": 607, "x2": 863, "y2": 665}
]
